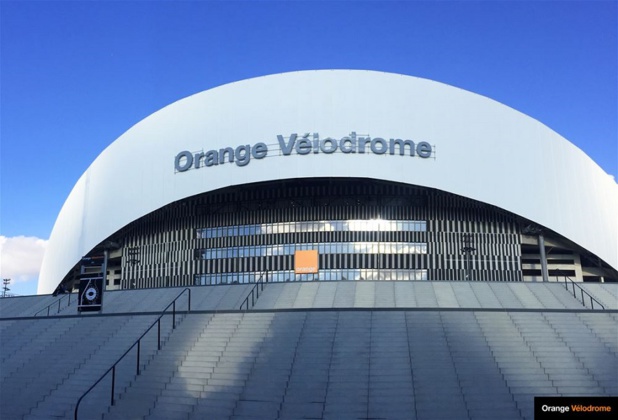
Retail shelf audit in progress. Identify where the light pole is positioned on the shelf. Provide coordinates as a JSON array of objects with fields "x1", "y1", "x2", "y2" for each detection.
[
  {"x1": 2, "y1": 278, "x2": 11, "y2": 298},
  {"x1": 127, "y1": 247, "x2": 140, "y2": 289},
  {"x1": 461, "y1": 234, "x2": 476, "y2": 281}
]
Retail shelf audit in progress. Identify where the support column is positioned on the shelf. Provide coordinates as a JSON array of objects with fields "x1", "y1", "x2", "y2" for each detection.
[
  {"x1": 539, "y1": 233, "x2": 549, "y2": 282},
  {"x1": 102, "y1": 249, "x2": 109, "y2": 290}
]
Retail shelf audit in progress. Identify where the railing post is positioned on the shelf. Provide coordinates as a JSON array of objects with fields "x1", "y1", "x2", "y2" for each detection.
[
  {"x1": 188, "y1": 289, "x2": 191, "y2": 311},
  {"x1": 47, "y1": 306, "x2": 50, "y2": 316},
  {"x1": 560, "y1": 273, "x2": 604, "y2": 311},
  {"x1": 111, "y1": 365, "x2": 116, "y2": 406},
  {"x1": 158, "y1": 319, "x2": 161, "y2": 350},
  {"x1": 137, "y1": 340, "x2": 141, "y2": 375}
]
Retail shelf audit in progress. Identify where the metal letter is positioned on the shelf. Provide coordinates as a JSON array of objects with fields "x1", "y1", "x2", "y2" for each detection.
[
  {"x1": 371, "y1": 138, "x2": 387, "y2": 154},
  {"x1": 252, "y1": 142, "x2": 268, "y2": 159},
  {"x1": 296, "y1": 138, "x2": 312, "y2": 155},
  {"x1": 389, "y1": 139, "x2": 415, "y2": 156},
  {"x1": 416, "y1": 141, "x2": 432, "y2": 158},
  {"x1": 277, "y1": 134, "x2": 297, "y2": 155},
  {"x1": 339, "y1": 136, "x2": 356, "y2": 153},
  {"x1": 174, "y1": 151, "x2": 193, "y2": 172},
  {"x1": 235, "y1": 145, "x2": 251, "y2": 167},
  {"x1": 320, "y1": 138, "x2": 338, "y2": 154}
]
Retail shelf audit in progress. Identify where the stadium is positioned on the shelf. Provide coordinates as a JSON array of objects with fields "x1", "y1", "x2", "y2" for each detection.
[
  {"x1": 0, "y1": 71, "x2": 616, "y2": 420},
  {"x1": 36, "y1": 70, "x2": 618, "y2": 292}
]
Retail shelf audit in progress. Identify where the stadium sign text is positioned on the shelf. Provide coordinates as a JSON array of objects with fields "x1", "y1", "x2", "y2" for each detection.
[{"x1": 174, "y1": 132, "x2": 433, "y2": 172}]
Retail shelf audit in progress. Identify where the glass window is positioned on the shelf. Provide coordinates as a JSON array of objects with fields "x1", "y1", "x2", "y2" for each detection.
[{"x1": 198, "y1": 218, "x2": 429, "y2": 237}]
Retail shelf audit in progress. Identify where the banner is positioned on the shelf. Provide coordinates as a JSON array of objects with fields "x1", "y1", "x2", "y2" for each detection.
[
  {"x1": 78, "y1": 275, "x2": 103, "y2": 312},
  {"x1": 295, "y1": 250, "x2": 318, "y2": 274}
]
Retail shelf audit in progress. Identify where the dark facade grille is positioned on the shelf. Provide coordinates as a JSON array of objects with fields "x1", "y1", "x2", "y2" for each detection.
[{"x1": 117, "y1": 178, "x2": 522, "y2": 289}]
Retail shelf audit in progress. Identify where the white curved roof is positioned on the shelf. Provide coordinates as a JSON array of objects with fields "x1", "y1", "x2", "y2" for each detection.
[{"x1": 38, "y1": 70, "x2": 618, "y2": 294}]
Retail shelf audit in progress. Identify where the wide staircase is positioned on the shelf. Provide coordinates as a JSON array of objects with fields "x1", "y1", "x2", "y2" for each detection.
[
  {"x1": 102, "y1": 310, "x2": 617, "y2": 420},
  {"x1": 250, "y1": 280, "x2": 611, "y2": 310},
  {"x1": 0, "y1": 281, "x2": 616, "y2": 420}
]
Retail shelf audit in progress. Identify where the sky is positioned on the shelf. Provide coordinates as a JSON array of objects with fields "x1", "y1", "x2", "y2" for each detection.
[{"x1": 1, "y1": 0, "x2": 616, "y2": 296}]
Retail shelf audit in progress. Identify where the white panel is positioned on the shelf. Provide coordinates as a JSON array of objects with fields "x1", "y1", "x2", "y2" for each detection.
[{"x1": 38, "y1": 70, "x2": 618, "y2": 294}]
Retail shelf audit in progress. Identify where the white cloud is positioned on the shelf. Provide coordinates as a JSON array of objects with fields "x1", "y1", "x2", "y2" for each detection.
[{"x1": 0, "y1": 236, "x2": 48, "y2": 291}]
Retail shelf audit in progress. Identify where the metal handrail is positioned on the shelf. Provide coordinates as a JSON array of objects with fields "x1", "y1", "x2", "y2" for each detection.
[
  {"x1": 557, "y1": 272, "x2": 605, "y2": 310},
  {"x1": 239, "y1": 272, "x2": 268, "y2": 311},
  {"x1": 34, "y1": 292, "x2": 72, "y2": 316},
  {"x1": 74, "y1": 287, "x2": 191, "y2": 419}
]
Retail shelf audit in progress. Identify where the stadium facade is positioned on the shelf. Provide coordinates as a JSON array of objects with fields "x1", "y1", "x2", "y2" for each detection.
[{"x1": 38, "y1": 70, "x2": 618, "y2": 294}]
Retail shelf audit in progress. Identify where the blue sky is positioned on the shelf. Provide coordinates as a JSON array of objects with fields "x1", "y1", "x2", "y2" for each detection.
[{"x1": 1, "y1": 0, "x2": 616, "y2": 296}]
